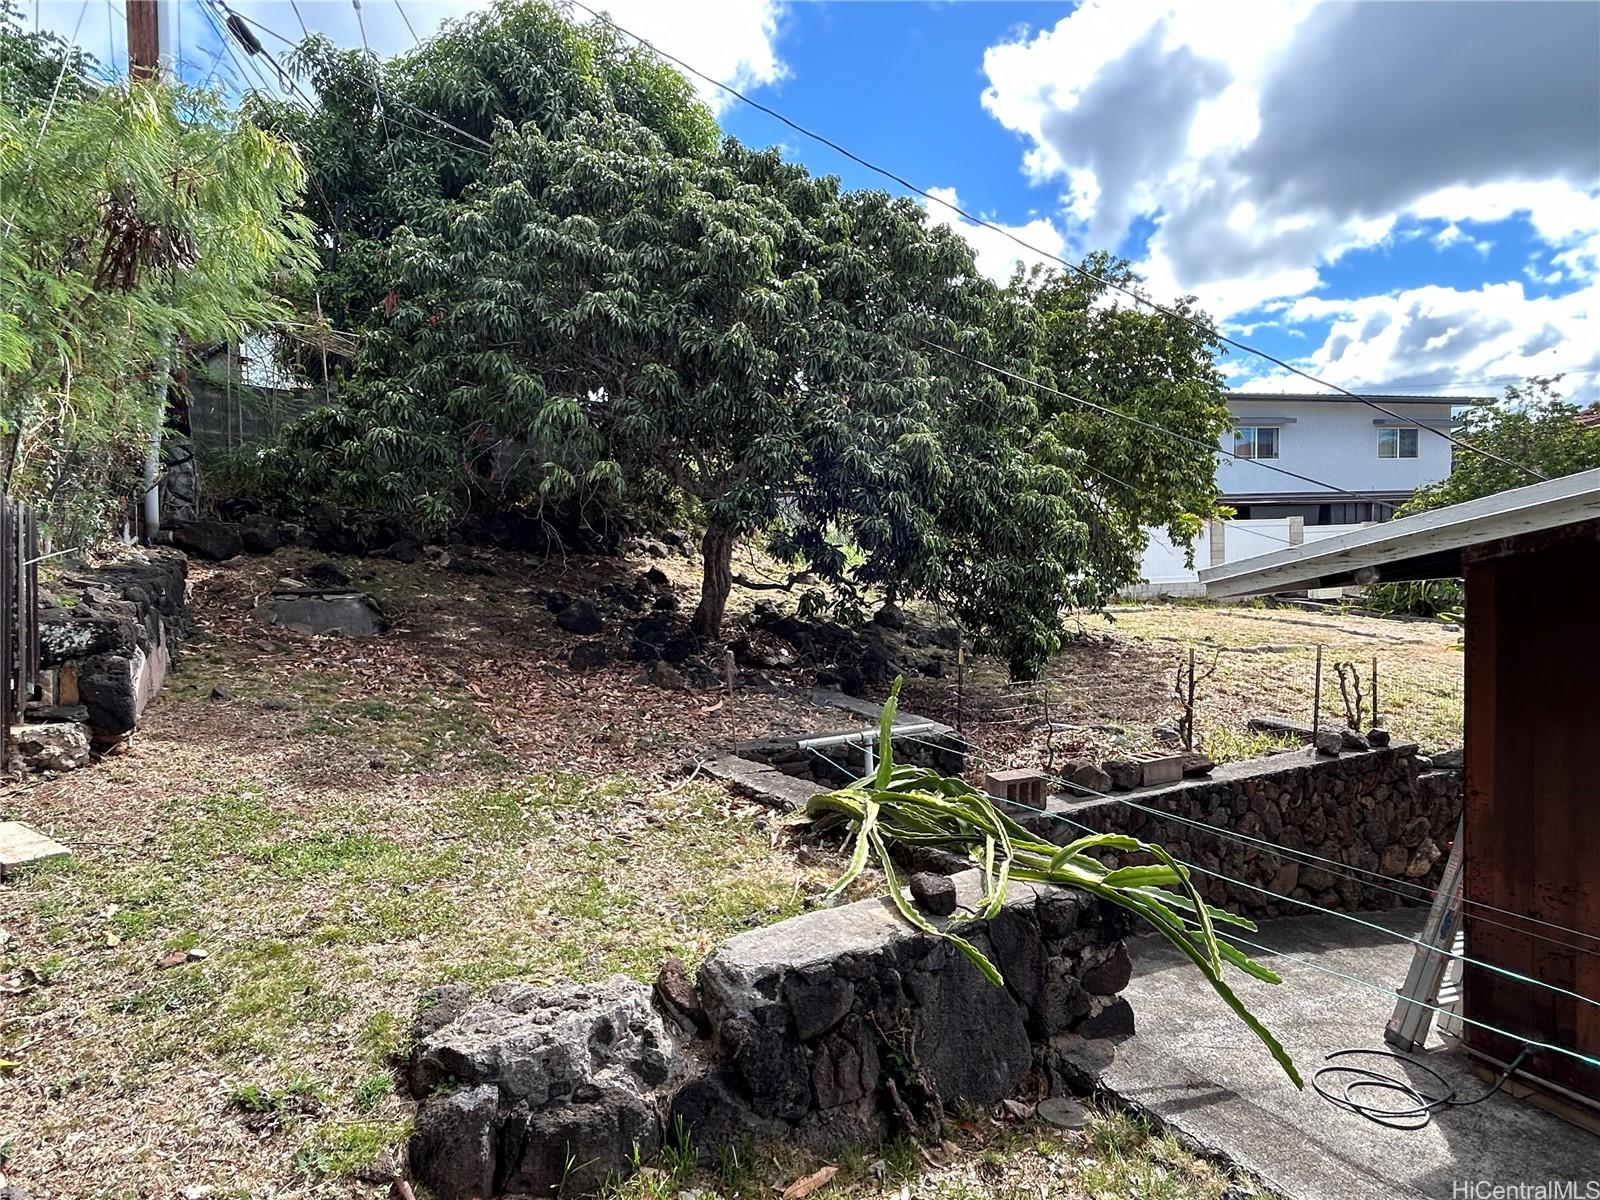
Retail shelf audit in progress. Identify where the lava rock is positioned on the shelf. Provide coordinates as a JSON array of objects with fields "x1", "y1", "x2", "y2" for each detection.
[
  {"x1": 268, "y1": 592, "x2": 388, "y2": 637},
  {"x1": 1077, "y1": 997, "x2": 1135, "y2": 1038},
  {"x1": 75, "y1": 654, "x2": 139, "y2": 742},
  {"x1": 1340, "y1": 728, "x2": 1370, "y2": 751},
  {"x1": 1080, "y1": 943, "x2": 1132, "y2": 996},
  {"x1": 167, "y1": 519, "x2": 243, "y2": 562},
  {"x1": 654, "y1": 957, "x2": 710, "y2": 1035},
  {"x1": 647, "y1": 660, "x2": 687, "y2": 690},
  {"x1": 40, "y1": 614, "x2": 137, "y2": 666},
  {"x1": 1103, "y1": 759, "x2": 1143, "y2": 791},
  {"x1": 568, "y1": 641, "x2": 610, "y2": 670},
  {"x1": 555, "y1": 599, "x2": 604, "y2": 636},
  {"x1": 1367, "y1": 728, "x2": 1392, "y2": 747},
  {"x1": 238, "y1": 514, "x2": 282, "y2": 555},
  {"x1": 1060, "y1": 760, "x2": 1112, "y2": 795},
  {"x1": 383, "y1": 539, "x2": 422, "y2": 564},
  {"x1": 409, "y1": 1084, "x2": 499, "y2": 1200},
  {"x1": 302, "y1": 560, "x2": 352, "y2": 589},
  {"x1": 1314, "y1": 728, "x2": 1344, "y2": 756},
  {"x1": 871, "y1": 604, "x2": 906, "y2": 631},
  {"x1": 537, "y1": 589, "x2": 573, "y2": 613},
  {"x1": 1430, "y1": 747, "x2": 1464, "y2": 771},
  {"x1": 909, "y1": 871, "x2": 958, "y2": 916}
]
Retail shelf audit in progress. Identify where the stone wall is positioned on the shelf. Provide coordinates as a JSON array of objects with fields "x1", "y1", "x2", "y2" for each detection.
[
  {"x1": 407, "y1": 869, "x2": 1133, "y2": 1200},
  {"x1": 1011, "y1": 744, "x2": 1462, "y2": 919},
  {"x1": 28, "y1": 548, "x2": 188, "y2": 754}
]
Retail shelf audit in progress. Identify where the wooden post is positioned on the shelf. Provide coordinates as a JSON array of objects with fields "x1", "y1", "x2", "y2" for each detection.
[
  {"x1": 1312, "y1": 644, "x2": 1323, "y2": 741},
  {"x1": 1371, "y1": 655, "x2": 1379, "y2": 731},
  {"x1": 127, "y1": 0, "x2": 160, "y2": 80}
]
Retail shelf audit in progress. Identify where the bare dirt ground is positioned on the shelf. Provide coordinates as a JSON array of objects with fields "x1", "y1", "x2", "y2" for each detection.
[
  {"x1": 0, "y1": 543, "x2": 1452, "y2": 1199},
  {"x1": 905, "y1": 601, "x2": 1464, "y2": 778}
]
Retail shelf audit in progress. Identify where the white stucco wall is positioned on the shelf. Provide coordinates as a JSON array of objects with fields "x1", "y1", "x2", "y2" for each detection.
[
  {"x1": 1125, "y1": 519, "x2": 1366, "y2": 597},
  {"x1": 1216, "y1": 399, "x2": 1454, "y2": 497}
]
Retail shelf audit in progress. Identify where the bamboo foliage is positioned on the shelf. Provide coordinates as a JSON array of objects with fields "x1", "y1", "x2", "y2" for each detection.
[{"x1": 802, "y1": 678, "x2": 1303, "y2": 1088}]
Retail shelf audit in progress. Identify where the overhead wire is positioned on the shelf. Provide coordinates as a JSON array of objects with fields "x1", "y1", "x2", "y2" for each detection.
[
  {"x1": 884, "y1": 725, "x2": 1600, "y2": 959},
  {"x1": 926, "y1": 338, "x2": 1401, "y2": 519},
  {"x1": 349, "y1": 0, "x2": 392, "y2": 151},
  {"x1": 803, "y1": 728, "x2": 1598, "y2": 1075},
  {"x1": 561, "y1": 0, "x2": 1547, "y2": 486},
  {"x1": 1019, "y1": 797, "x2": 1600, "y2": 1070},
  {"x1": 220, "y1": 3, "x2": 492, "y2": 150},
  {"x1": 392, "y1": 0, "x2": 418, "y2": 44}
]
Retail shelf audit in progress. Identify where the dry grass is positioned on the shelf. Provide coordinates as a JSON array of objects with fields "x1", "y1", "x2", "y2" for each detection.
[
  {"x1": 0, "y1": 546, "x2": 1444, "y2": 1198},
  {"x1": 900, "y1": 600, "x2": 1464, "y2": 774},
  {"x1": 604, "y1": 1104, "x2": 1265, "y2": 1200},
  {"x1": 1, "y1": 548, "x2": 840, "y2": 1199}
]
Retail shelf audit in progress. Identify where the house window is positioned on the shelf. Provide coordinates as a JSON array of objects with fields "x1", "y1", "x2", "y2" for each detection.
[
  {"x1": 1378, "y1": 427, "x2": 1419, "y2": 459},
  {"x1": 1234, "y1": 426, "x2": 1280, "y2": 459}
]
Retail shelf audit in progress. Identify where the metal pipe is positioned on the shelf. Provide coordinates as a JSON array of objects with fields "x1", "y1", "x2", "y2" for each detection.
[{"x1": 796, "y1": 721, "x2": 941, "y2": 752}]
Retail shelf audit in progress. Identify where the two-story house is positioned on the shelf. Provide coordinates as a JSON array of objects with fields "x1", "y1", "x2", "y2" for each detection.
[{"x1": 1217, "y1": 392, "x2": 1462, "y2": 523}]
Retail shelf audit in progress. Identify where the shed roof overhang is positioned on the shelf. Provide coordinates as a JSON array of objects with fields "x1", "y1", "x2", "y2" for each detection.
[{"x1": 1200, "y1": 468, "x2": 1600, "y2": 597}]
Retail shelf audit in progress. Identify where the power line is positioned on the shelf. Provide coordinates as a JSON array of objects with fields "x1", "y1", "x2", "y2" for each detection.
[
  {"x1": 219, "y1": 2, "x2": 491, "y2": 151},
  {"x1": 926, "y1": 339, "x2": 1400, "y2": 518},
  {"x1": 350, "y1": 0, "x2": 392, "y2": 151},
  {"x1": 392, "y1": 0, "x2": 417, "y2": 45},
  {"x1": 562, "y1": 0, "x2": 1547, "y2": 486}
]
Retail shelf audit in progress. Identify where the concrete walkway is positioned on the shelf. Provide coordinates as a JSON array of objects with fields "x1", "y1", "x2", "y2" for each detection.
[{"x1": 1057, "y1": 909, "x2": 1599, "y2": 1200}]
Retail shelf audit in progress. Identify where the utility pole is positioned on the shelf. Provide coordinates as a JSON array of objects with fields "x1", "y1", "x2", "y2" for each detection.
[
  {"x1": 126, "y1": 0, "x2": 159, "y2": 79},
  {"x1": 127, "y1": 0, "x2": 172, "y2": 541}
]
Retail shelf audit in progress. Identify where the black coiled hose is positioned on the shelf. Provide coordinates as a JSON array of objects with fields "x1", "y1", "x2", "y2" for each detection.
[{"x1": 1311, "y1": 1044, "x2": 1533, "y2": 1129}]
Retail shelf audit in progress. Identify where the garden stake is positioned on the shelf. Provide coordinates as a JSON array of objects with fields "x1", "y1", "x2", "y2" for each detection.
[{"x1": 1312, "y1": 644, "x2": 1323, "y2": 741}]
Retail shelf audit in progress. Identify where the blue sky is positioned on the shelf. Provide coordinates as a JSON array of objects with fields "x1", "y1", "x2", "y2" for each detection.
[{"x1": 29, "y1": 0, "x2": 1600, "y2": 404}]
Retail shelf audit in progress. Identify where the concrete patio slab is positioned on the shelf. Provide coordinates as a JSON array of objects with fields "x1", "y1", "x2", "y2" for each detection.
[{"x1": 1057, "y1": 909, "x2": 1599, "y2": 1200}]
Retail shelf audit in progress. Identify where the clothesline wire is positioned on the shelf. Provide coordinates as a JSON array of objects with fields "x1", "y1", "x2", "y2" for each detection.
[{"x1": 884, "y1": 727, "x2": 1600, "y2": 956}]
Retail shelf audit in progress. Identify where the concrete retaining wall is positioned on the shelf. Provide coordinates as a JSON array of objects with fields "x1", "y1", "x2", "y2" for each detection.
[
  {"x1": 1011, "y1": 744, "x2": 1462, "y2": 918},
  {"x1": 407, "y1": 869, "x2": 1133, "y2": 1199}
]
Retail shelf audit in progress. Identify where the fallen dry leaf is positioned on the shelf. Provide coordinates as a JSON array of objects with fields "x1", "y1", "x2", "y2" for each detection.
[{"x1": 780, "y1": 1165, "x2": 839, "y2": 1200}]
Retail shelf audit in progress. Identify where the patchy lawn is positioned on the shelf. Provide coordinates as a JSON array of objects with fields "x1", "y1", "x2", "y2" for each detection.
[
  {"x1": 900, "y1": 601, "x2": 1464, "y2": 774},
  {"x1": 2, "y1": 548, "x2": 840, "y2": 1197},
  {"x1": 604, "y1": 1106, "x2": 1264, "y2": 1200},
  {"x1": 0, "y1": 545, "x2": 1443, "y2": 1197}
]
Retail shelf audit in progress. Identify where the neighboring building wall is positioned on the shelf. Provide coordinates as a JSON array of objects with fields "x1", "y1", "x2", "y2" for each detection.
[
  {"x1": 1218, "y1": 398, "x2": 1454, "y2": 501},
  {"x1": 1125, "y1": 518, "x2": 1366, "y2": 598}
]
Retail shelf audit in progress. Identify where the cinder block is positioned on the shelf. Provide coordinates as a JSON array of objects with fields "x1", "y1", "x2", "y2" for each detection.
[{"x1": 985, "y1": 767, "x2": 1048, "y2": 809}]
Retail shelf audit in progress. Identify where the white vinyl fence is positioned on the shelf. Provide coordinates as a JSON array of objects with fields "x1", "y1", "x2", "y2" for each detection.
[{"x1": 1124, "y1": 518, "x2": 1367, "y2": 598}]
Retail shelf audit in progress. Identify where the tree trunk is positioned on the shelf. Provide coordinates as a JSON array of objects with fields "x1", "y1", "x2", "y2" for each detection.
[{"x1": 691, "y1": 519, "x2": 736, "y2": 642}]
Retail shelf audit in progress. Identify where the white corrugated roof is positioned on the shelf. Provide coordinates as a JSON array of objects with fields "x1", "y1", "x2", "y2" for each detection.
[{"x1": 1200, "y1": 467, "x2": 1600, "y2": 597}]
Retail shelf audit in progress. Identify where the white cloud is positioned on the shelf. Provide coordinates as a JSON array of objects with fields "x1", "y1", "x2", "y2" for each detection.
[
  {"x1": 981, "y1": 0, "x2": 1600, "y2": 325},
  {"x1": 582, "y1": 0, "x2": 787, "y2": 112},
  {"x1": 921, "y1": 186, "x2": 1068, "y2": 284},
  {"x1": 1258, "y1": 282, "x2": 1600, "y2": 405}
]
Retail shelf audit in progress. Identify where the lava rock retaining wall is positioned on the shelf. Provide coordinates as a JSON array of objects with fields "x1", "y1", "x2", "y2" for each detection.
[
  {"x1": 31, "y1": 548, "x2": 188, "y2": 750},
  {"x1": 407, "y1": 869, "x2": 1133, "y2": 1199},
  {"x1": 1013, "y1": 744, "x2": 1462, "y2": 919}
]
